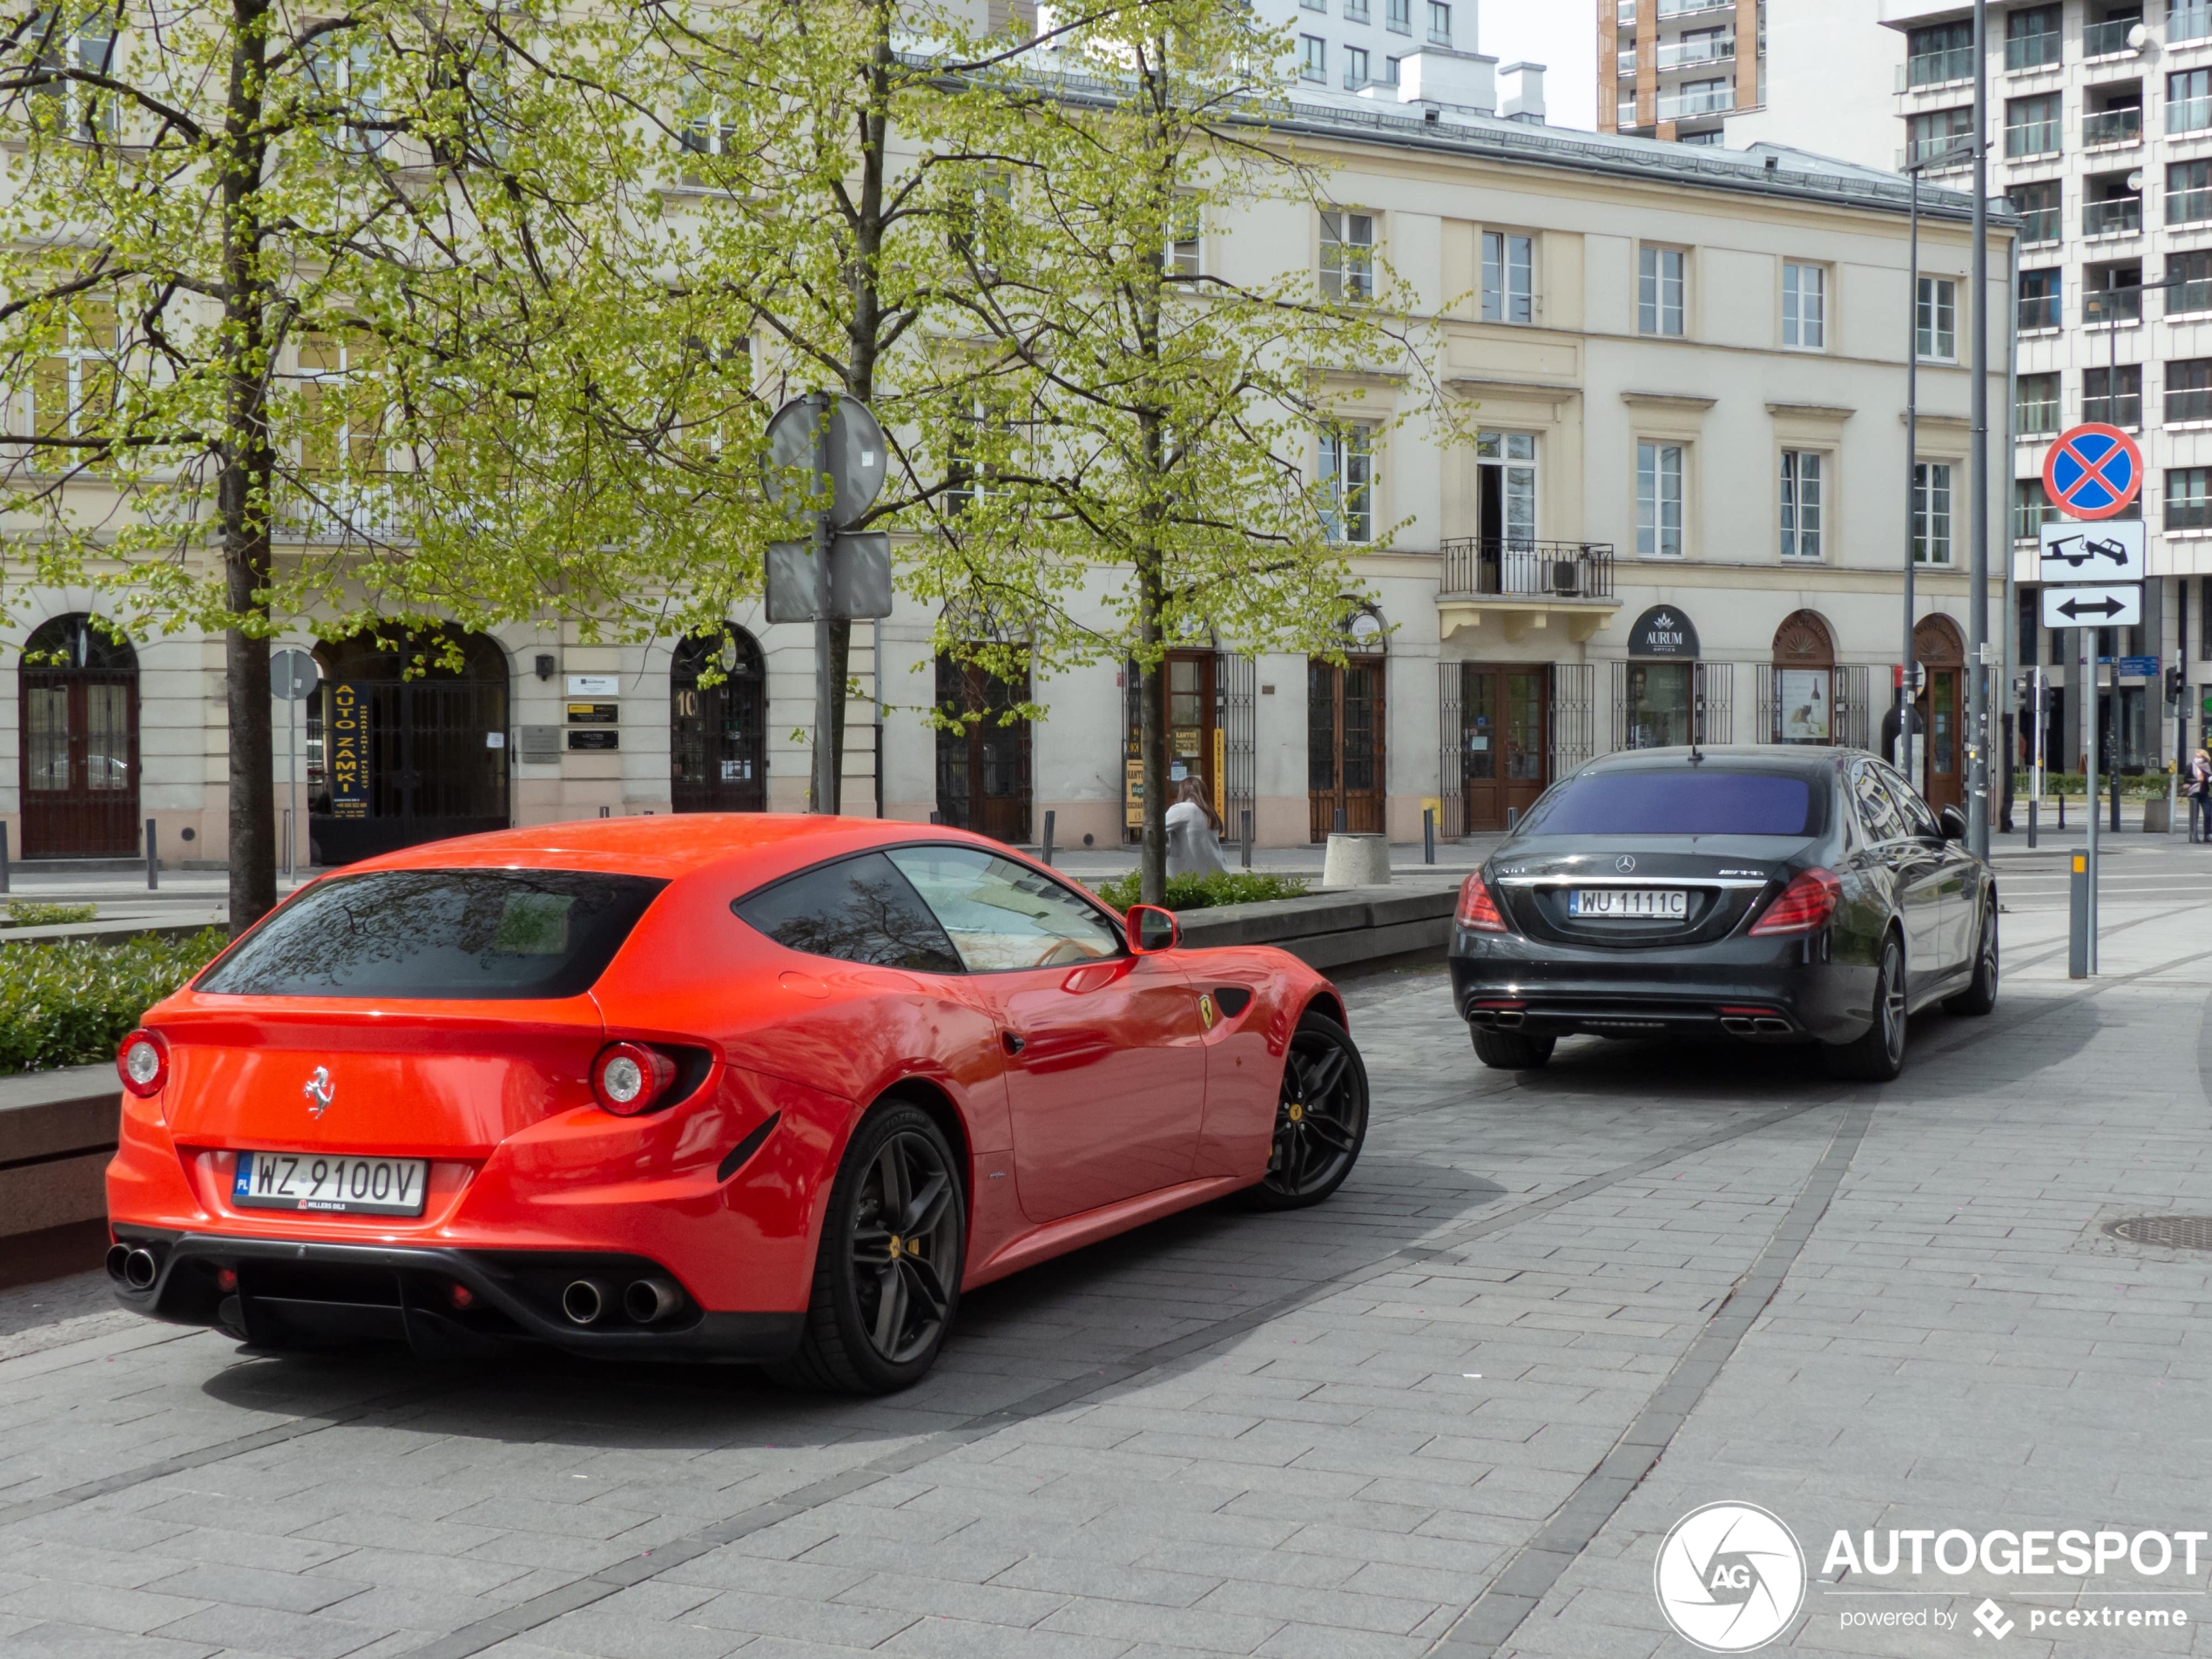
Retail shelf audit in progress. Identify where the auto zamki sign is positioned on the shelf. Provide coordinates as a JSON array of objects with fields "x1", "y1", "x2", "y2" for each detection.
[{"x1": 327, "y1": 682, "x2": 368, "y2": 818}]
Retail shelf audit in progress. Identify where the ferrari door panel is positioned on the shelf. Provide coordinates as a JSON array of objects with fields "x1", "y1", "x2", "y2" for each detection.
[
  {"x1": 984, "y1": 955, "x2": 1207, "y2": 1224},
  {"x1": 880, "y1": 843, "x2": 1206, "y2": 1224},
  {"x1": 1190, "y1": 971, "x2": 1284, "y2": 1180}
]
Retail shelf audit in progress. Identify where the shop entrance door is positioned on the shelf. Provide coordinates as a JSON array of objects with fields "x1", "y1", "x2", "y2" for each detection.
[
  {"x1": 935, "y1": 655, "x2": 1032, "y2": 844},
  {"x1": 17, "y1": 615, "x2": 140, "y2": 858},
  {"x1": 1914, "y1": 670, "x2": 1963, "y2": 813},
  {"x1": 671, "y1": 626, "x2": 766, "y2": 813},
  {"x1": 1460, "y1": 664, "x2": 1548, "y2": 832},
  {"x1": 1308, "y1": 655, "x2": 1386, "y2": 840}
]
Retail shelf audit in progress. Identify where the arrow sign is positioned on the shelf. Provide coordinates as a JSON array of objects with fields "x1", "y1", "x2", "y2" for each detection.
[
  {"x1": 2039, "y1": 517, "x2": 2145, "y2": 584},
  {"x1": 2041, "y1": 583, "x2": 2142, "y2": 628},
  {"x1": 2043, "y1": 422, "x2": 2143, "y2": 520}
]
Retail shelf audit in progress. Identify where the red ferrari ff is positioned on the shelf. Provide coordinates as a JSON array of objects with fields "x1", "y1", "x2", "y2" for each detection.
[{"x1": 105, "y1": 817, "x2": 1367, "y2": 1393}]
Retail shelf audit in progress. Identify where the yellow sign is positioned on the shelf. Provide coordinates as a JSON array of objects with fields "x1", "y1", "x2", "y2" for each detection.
[
  {"x1": 1212, "y1": 730, "x2": 1225, "y2": 820},
  {"x1": 328, "y1": 682, "x2": 368, "y2": 819},
  {"x1": 1125, "y1": 759, "x2": 1144, "y2": 828}
]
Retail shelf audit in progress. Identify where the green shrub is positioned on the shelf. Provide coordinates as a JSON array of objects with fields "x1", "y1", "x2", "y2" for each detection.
[
  {"x1": 2012, "y1": 772, "x2": 2174, "y2": 799},
  {"x1": 0, "y1": 927, "x2": 227, "y2": 1076},
  {"x1": 2, "y1": 900, "x2": 98, "y2": 927},
  {"x1": 1088, "y1": 869, "x2": 1310, "y2": 913}
]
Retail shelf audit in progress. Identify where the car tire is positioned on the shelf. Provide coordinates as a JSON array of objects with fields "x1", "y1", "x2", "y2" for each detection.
[
  {"x1": 1826, "y1": 933, "x2": 1907, "y2": 1082},
  {"x1": 1945, "y1": 900, "x2": 1999, "y2": 1017},
  {"x1": 1243, "y1": 1014, "x2": 1369, "y2": 1211},
  {"x1": 1472, "y1": 1027, "x2": 1555, "y2": 1069},
  {"x1": 768, "y1": 1102, "x2": 963, "y2": 1395}
]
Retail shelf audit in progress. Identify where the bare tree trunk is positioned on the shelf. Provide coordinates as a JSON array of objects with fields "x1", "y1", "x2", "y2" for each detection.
[
  {"x1": 221, "y1": 0, "x2": 276, "y2": 934},
  {"x1": 1137, "y1": 556, "x2": 1167, "y2": 906},
  {"x1": 826, "y1": 615, "x2": 851, "y2": 813}
]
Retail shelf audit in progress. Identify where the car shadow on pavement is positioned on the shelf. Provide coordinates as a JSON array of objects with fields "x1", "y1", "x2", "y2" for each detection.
[{"x1": 192, "y1": 1160, "x2": 1510, "y2": 1447}]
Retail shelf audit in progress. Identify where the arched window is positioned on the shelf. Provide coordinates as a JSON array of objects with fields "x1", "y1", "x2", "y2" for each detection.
[
  {"x1": 17, "y1": 613, "x2": 138, "y2": 857},
  {"x1": 671, "y1": 625, "x2": 765, "y2": 813},
  {"x1": 308, "y1": 629, "x2": 509, "y2": 865},
  {"x1": 1768, "y1": 610, "x2": 1838, "y2": 744}
]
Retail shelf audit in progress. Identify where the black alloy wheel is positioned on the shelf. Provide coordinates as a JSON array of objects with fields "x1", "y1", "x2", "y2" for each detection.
[
  {"x1": 771, "y1": 1103, "x2": 963, "y2": 1394},
  {"x1": 1246, "y1": 1014, "x2": 1369, "y2": 1211},
  {"x1": 1827, "y1": 933, "x2": 1907, "y2": 1082},
  {"x1": 1946, "y1": 900, "x2": 2000, "y2": 1016}
]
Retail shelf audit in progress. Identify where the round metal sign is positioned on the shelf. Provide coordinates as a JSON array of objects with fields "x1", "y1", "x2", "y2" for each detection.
[
  {"x1": 2043, "y1": 422, "x2": 2143, "y2": 520},
  {"x1": 271, "y1": 648, "x2": 320, "y2": 701},
  {"x1": 763, "y1": 394, "x2": 887, "y2": 528}
]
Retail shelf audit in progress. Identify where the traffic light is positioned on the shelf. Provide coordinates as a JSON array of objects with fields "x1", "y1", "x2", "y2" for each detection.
[{"x1": 2168, "y1": 664, "x2": 2187, "y2": 706}]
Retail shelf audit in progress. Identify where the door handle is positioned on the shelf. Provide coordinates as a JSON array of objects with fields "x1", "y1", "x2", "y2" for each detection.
[{"x1": 1001, "y1": 1031, "x2": 1026, "y2": 1056}]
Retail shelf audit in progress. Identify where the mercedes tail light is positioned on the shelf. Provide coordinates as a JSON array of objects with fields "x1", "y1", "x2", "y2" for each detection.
[
  {"x1": 1749, "y1": 867, "x2": 1842, "y2": 936},
  {"x1": 590, "y1": 1042, "x2": 678, "y2": 1116},
  {"x1": 1457, "y1": 873, "x2": 1508, "y2": 933},
  {"x1": 117, "y1": 1028, "x2": 169, "y2": 1098}
]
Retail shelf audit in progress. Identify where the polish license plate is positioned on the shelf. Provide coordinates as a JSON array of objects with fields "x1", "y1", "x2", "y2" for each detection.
[
  {"x1": 1568, "y1": 887, "x2": 1687, "y2": 920},
  {"x1": 233, "y1": 1151, "x2": 428, "y2": 1216}
]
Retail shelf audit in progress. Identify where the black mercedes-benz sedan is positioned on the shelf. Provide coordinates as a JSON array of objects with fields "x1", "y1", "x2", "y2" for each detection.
[{"x1": 1448, "y1": 746, "x2": 1997, "y2": 1081}]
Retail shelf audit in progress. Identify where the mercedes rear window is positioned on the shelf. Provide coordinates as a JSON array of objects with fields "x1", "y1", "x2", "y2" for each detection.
[
  {"x1": 1520, "y1": 771, "x2": 1820, "y2": 837},
  {"x1": 196, "y1": 869, "x2": 669, "y2": 998}
]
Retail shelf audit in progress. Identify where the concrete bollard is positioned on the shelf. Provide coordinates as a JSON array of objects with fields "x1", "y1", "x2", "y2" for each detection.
[{"x1": 1321, "y1": 832, "x2": 1392, "y2": 888}]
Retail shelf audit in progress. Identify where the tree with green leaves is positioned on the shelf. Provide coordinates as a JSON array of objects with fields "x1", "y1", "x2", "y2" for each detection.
[
  {"x1": 923, "y1": 0, "x2": 1464, "y2": 900},
  {"x1": 0, "y1": 0, "x2": 660, "y2": 930}
]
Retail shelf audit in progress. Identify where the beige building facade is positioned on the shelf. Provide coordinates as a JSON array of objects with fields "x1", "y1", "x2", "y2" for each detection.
[{"x1": 3, "y1": 104, "x2": 2010, "y2": 868}]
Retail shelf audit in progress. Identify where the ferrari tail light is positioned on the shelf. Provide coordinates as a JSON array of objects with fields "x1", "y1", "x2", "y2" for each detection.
[
  {"x1": 1749, "y1": 867, "x2": 1842, "y2": 936},
  {"x1": 117, "y1": 1028, "x2": 169, "y2": 1098},
  {"x1": 591, "y1": 1042, "x2": 678, "y2": 1116},
  {"x1": 1457, "y1": 874, "x2": 1509, "y2": 933}
]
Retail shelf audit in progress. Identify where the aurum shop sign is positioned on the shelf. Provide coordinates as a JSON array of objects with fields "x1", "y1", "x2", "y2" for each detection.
[
  {"x1": 327, "y1": 682, "x2": 368, "y2": 819},
  {"x1": 1629, "y1": 605, "x2": 1699, "y2": 658}
]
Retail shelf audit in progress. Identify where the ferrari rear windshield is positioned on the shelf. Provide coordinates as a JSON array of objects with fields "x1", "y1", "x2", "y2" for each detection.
[
  {"x1": 197, "y1": 869, "x2": 669, "y2": 999},
  {"x1": 1520, "y1": 770, "x2": 1820, "y2": 838}
]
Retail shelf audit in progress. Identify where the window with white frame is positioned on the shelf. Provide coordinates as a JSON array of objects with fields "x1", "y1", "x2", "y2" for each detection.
[
  {"x1": 1639, "y1": 246, "x2": 1685, "y2": 336},
  {"x1": 1782, "y1": 262, "x2": 1826, "y2": 349},
  {"x1": 1320, "y1": 209, "x2": 1374, "y2": 301},
  {"x1": 1912, "y1": 462, "x2": 1953, "y2": 563},
  {"x1": 297, "y1": 331, "x2": 387, "y2": 477},
  {"x1": 1779, "y1": 451, "x2": 1824, "y2": 559},
  {"x1": 1637, "y1": 441, "x2": 1684, "y2": 557},
  {"x1": 1320, "y1": 424, "x2": 1375, "y2": 543},
  {"x1": 1300, "y1": 35, "x2": 1325, "y2": 80},
  {"x1": 1168, "y1": 196, "x2": 1200, "y2": 277},
  {"x1": 679, "y1": 71, "x2": 735, "y2": 158},
  {"x1": 1916, "y1": 276, "x2": 1957, "y2": 361},
  {"x1": 27, "y1": 295, "x2": 117, "y2": 449},
  {"x1": 30, "y1": 8, "x2": 118, "y2": 141},
  {"x1": 1482, "y1": 232, "x2": 1534, "y2": 324}
]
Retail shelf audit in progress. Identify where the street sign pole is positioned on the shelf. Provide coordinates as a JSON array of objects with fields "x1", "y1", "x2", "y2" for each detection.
[
  {"x1": 2083, "y1": 623, "x2": 2098, "y2": 972},
  {"x1": 1967, "y1": 0, "x2": 1990, "y2": 861},
  {"x1": 810, "y1": 391, "x2": 838, "y2": 817}
]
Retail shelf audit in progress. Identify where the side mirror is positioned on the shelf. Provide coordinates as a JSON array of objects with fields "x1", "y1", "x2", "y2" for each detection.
[
  {"x1": 1938, "y1": 805, "x2": 1966, "y2": 842},
  {"x1": 1127, "y1": 904, "x2": 1179, "y2": 954}
]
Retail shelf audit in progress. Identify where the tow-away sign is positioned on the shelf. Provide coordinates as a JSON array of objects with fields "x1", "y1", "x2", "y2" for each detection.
[
  {"x1": 2039, "y1": 519, "x2": 2146, "y2": 585},
  {"x1": 2041, "y1": 584, "x2": 2142, "y2": 628}
]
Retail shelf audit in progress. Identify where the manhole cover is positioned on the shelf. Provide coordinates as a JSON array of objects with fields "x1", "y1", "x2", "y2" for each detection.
[{"x1": 2105, "y1": 1216, "x2": 2212, "y2": 1251}]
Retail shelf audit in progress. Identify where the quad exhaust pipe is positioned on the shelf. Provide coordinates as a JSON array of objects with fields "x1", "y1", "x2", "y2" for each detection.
[
  {"x1": 1467, "y1": 1007, "x2": 1526, "y2": 1028},
  {"x1": 1719, "y1": 1015, "x2": 1795, "y2": 1038},
  {"x1": 561, "y1": 1278, "x2": 608, "y2": 1325},
  {"x1": 107, "y1": 1244, "x2": 158, "y2": 1290},
  {"x1": 624, "y1": 1278, "x2": 681, "y2": 1325}
]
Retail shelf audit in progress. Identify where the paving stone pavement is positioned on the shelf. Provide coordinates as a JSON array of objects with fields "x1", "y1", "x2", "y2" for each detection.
[{"x1": 4, "y1": 866, "x2": 2212, "y2": 1658}]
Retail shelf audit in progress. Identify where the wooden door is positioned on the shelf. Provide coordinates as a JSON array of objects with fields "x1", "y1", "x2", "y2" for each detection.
[
  {"x1": 936, "y1": 656, "x2": 1032, "y2": 843},
  {"x1": 19, "y1": 671, "x2": 139, "y2": 857},
  {"x1": 1919, "y1": 670, "x2": 1963, "y2": 813},
  {"x1": 1308, "y1": 655, "x2": 1386, "y2": 840},
  {"x1": 1460, "y1": 664, "x2": 1548, "y2": 832},
  {"x1": 1165, "y1": 651, "x2": 1218, "y2": 805}
]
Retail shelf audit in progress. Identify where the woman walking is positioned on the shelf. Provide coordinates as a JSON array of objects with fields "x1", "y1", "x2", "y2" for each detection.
[
  {"x1": 1165, "y1": 776, "x2": 1229, "y2": 878},
  {"x1": 2189, "y1": 748, "x2": 2211, "y2": 843}
]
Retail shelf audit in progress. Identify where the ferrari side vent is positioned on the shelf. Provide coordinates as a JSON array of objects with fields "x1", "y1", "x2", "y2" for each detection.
[{"x1": 717, "y1": 1111, "x2": 783, "y2": 1183}]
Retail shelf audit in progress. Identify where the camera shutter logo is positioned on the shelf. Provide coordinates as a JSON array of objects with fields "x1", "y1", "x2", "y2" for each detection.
[{"x1": 1653, "y1": 1502, "x2": 1805, "y2": 1653}]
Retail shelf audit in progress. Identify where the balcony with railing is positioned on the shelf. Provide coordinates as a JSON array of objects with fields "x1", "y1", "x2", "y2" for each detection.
[
  {"x1": 2084, "y1": 388, "x2": 2142, "y2": 428},
  {"x1": 2006, "y1": 28, "x2": 2061, "y2": 70},
  {"x1": 2085, "y1": 105, "x2": 2143, "y2": 145},
  {"x1": 1910, "y1": 132, "x2": 1976, "y2": 169},
  {"x1": 2168, "y1": 387, "x2": 2212, "y2": 424},
  {"x1": 2086, "y1": 283, "x2": 2143, "y2": 324},
  {"x1": 1658, "y1": 82, "x2": 1733, "y2": 120},
  {"x1": 1658, "y1": 33, "x2": 1734, "y2": 70},
  {"x1": 2083, "y1": 16, "x2": 2141, "y2": 56},
  {"x1": 1909, "y1": 44, "x2": 1975, "y2": 85},
  {"x1": 1616, "y1": 48, "x2": 1636, "y2": 76},
  {"x1": 1439, "y1": 540, "x2": 1616, "y2": 605},
  {"x1": 1656, "y1": 0, "x2": 1730, "y2": 17},
  {"x1": 2085, "y1": 195, "x2": 2143, "y2": 235},
  {"x1": 2175, "y1": 4, "x2": 2212, "y2": 42}
]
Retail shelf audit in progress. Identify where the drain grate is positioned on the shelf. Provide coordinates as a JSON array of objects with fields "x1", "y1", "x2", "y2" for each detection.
[{"x1": 2105, "y1": 1216, "x2": 2212, "y2": 1251}]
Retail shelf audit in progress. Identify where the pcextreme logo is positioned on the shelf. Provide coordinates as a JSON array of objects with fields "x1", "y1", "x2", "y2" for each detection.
[{"x1": 1653, "y1": 1502, "x2": 1807, "y2": 1653}]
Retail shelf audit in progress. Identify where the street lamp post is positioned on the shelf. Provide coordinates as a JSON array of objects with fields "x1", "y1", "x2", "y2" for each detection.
[
  {"x1": 1903, "y1": 158, "x2": 1925, "y2": 782},
  {"x1": 1968, "y1": 0, "x2": 1992, "y2": 860}
]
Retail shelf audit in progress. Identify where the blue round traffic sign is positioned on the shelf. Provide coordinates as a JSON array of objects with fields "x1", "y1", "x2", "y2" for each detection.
[{"x1": 2043, "y1": 422, "x2": 2142, "y2": 520}]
